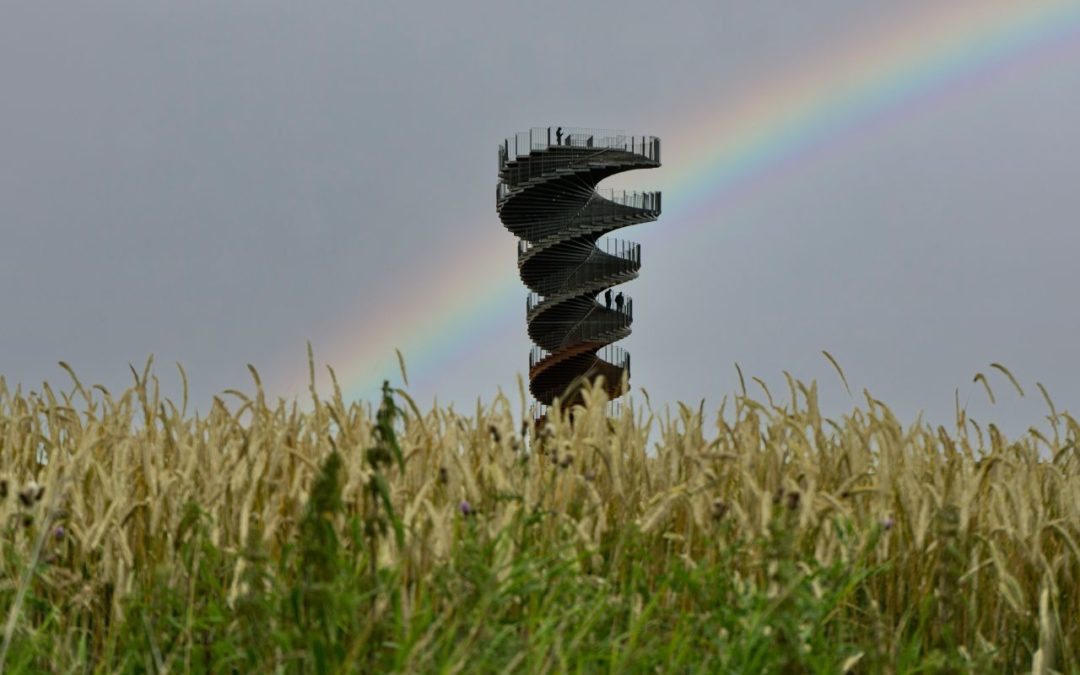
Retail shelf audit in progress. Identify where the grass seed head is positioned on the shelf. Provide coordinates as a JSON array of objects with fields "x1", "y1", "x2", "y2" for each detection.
[{"x1": 0, "y1": 362, "x2": 1076, "y2": 671}]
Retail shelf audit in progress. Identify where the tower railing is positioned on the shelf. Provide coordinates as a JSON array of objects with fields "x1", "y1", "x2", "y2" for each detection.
[
  {"x1": 594, "y1": 237, "x2": 640, "y2": 263},
  {"x1": 513, "y1": 191, "x2": 659, "y2": 250},
  {"x1": 531, "y1": 305, "x2": 633, "y2": 351},
  {"x1": 529, "y1": 345, "x2": 550, "y2": 369},
  {"x1": 526, "y1": 291, "x2": 543, "y2": 313},
  {"x1": 600, "y1": 344, "x2": 629, "y2": 377},
  {"x1": 527, "y1": 290, "x2": 632, "y2": 318},
  {"x1": 539, "y1": 236, "x2": 638, "y2": 268},
  {"x1": 501, "y1": 184, "x2": 660, "y2": 213},
  {"x1": 529, "y1": 343, "x2": 630, "y2": 376},
  {"x1": 542, "y1": 239, "x2": 638, "y2": 297},
  {"x1": 595, "y1": 188, "x2": 661, "y2": 211},
  {"x1": 498, "y1": 127, "x2": 660, "y2": 168},
  {"x1": 532, "y1": 399, "x2": 623, "y2": 423}
]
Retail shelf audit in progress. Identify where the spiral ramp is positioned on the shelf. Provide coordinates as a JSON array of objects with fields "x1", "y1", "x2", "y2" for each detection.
[{"x1": 496, "y1": 128, "x2": 661, "y2": 412}]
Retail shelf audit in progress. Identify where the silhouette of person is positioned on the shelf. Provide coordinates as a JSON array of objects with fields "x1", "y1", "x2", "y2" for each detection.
[
  {"x1": 555, "y1": 127, "x2": 563, "y2": 145},
  {"x1": 615, "y1": 292, "x2": 624, "y2": 312},
  {"x1": 604, "y1": 289, "x2": 612, "y2": 309}
]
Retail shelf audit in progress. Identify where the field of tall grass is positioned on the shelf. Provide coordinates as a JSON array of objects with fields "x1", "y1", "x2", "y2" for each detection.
[{"x1": 0, "y1": 356, "x2": 1077, "y2": 673}]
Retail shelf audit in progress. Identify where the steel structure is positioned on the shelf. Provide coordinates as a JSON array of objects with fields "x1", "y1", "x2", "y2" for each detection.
[{"x1": 496, "y1": 127, "x2": 661, "y2": 413}]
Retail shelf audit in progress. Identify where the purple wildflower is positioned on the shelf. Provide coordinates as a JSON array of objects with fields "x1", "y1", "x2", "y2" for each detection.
[{"x1": 459, "y1": 500, "x2": 473, "y2": 517}]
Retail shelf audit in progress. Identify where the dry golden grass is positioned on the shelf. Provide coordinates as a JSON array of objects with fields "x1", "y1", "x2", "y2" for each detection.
[{"x1": 0, "y1": 358, "x2": 1077, "y2": 669}]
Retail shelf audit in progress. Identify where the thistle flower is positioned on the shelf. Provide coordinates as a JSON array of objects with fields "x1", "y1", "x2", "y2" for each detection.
[{"x1": 459, "y1": 500, "x2": 473, "y2": 517}]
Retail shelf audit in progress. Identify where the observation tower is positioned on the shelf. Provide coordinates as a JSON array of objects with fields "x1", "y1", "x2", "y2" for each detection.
[{"x1": 496, "y1": 127, "x2": 661, "y2": 415}]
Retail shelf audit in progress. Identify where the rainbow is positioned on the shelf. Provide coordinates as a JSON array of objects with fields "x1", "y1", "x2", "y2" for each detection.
[{"x1": 308, "y1": 1, "x2": 1080, "y2": 401}]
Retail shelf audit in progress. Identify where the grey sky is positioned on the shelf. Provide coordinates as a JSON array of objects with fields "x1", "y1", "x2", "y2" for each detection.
[{"x1": 2, "y1": 1, "x2": 1078, "y2": 435}]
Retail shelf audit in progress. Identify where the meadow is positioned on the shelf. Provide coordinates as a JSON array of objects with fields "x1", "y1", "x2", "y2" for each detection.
[{"x1": 0, "y1": 356, "x2": 1077, "y2": 673}]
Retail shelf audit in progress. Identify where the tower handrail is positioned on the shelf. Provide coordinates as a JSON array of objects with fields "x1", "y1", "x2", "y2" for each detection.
[
  {"x1": 526, "y1": 290, "x2": 544, "y2": 314},
  {"x1": 498, "y1": 127, "x2": 660, "y2": 169},
  {"x1": 593, "y1": 188, "x2": 661, "y2": 211},
  {"x1": 498, "y1": 144, "x2": 637, "y2": 196},
  {"x1": 596, "y1": 344, "x2": 630, "y2": 374},
  {"x1": 529, "y1": 293, "x2": 632, "y2": 319},
  {"x1": 550, "y1": 239, "x2": 639, "y2": 295},
  {"x1": 513, "y1": 190, "x2": 657, "y2": 252},
  {"x1": 529, "y1": 345, "x2": 551, "y2": 369}
]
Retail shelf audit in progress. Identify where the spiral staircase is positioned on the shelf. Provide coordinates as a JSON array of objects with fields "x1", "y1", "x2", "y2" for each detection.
[{"x1": 496, "y1": 127, "x2": 661, "y2": 413}]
